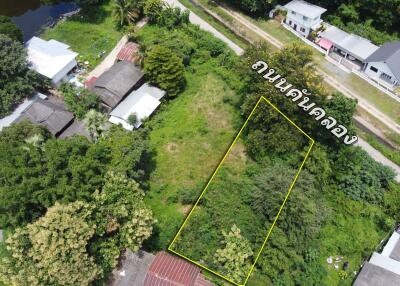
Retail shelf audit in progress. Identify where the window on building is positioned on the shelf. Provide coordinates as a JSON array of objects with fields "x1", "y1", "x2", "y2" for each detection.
[
  {"x1": 289, "y1": 20, "x2": 292, "y2": 25},
  {"x1": 291, "y1": 11, "x2": 296, "y2": 15},
  {"x1": 369, "y1": 66, "x2": 378, "y2": 73},
  {"x1": 303, "y1": 16, "x2": 308, "y2": 21},
  {"x1": 300, "y1": 27, "x2": 306, "y2": 32},
  {"x1": 381, "y1": 72, "x2": 392, "y2": 80}
]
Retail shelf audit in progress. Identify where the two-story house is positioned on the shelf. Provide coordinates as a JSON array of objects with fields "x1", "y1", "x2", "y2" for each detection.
[{"x1": 284, "y1": 0, "x2": 326, "y2": 37}]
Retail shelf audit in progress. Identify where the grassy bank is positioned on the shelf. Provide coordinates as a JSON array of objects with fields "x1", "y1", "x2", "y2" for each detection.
[{"x1": 41, "y1": 0, "x2": 122, "y2": 68}]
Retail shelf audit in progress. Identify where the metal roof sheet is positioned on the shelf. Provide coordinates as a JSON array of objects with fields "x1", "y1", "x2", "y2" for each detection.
[
  {"x1": 321, "y1": 24, "x2": 379, "y2": 61},
  {"x1": 366, "y1": 41, "x2": 400, "y2": 80},
  {"x1": 284, "y1": 0, "x2": 326, "y2": 19}
]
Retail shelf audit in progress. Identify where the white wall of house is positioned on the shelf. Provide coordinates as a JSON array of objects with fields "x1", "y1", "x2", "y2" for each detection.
[
  {"x1": 285, "y1": 10, "x2": 321, "y2": 37},
  {"x1": 365, "y1": 62, "x2": 399, "y2": 86},
  {"x1": 51, "y1": 59, "x2": 77, "y2": 87}
]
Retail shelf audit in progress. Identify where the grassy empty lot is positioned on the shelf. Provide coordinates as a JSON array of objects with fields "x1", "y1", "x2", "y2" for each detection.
[
  {"x1": 41, "y1": 0, "x2": 122, "y2": 68},
  {"x1": 144, "y1": 61, "x2": 242, "y2": 250}
]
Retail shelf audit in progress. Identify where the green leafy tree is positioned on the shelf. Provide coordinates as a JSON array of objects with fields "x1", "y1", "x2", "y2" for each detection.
[
  {"x1": 90, "y1": 172, "x2": 154, "y2": 273},
  {"x1": 143, "y1": 0, "x2": 165, "y2": 23},
  {"x1": 0, "y1": 201, "x2": 102, "y2": 286},
  {"x1": 112, "y1": 0, "x2": 142, "y2": 27},
  {"x1": 83, "y1": 109, "x2": 108, "y2": 141},
  {"x1": 0, "y1": 35, "x2": 45, "y2": 117},
  {"x1": 214, "y1": 224, "x2": 253, "y2": 283},
  {"x1": 144, "y1": 45, "x2": 185, "y2": 97},
  {"x1": 59, "y1": 82, "x2": 100, "y2": 119},
  {"x1": 0, "y1": 16, "x2": 23, "y2": 42}
]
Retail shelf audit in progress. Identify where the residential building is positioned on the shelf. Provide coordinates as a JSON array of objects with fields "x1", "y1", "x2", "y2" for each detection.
[
  {"x1": 109, "y1": 83, "x2": 165, "y2": 130},
  {"x1": 354, "y1": 229, "x2": 400, "y2": 286},
  {"x1": 26, "y1": 37, "x2": 78, "y2": 86},
  {"x1": 90, "y1": 61, "x2": 144, "y2": 109},
  {"x1": 364, "y1": 41, "x2": 400, "y2": 88},
  {"x1": 319, "y1": 24, "x2": 379, "y2": 63},
  {"x1": 109, "y1": 250, "x2": 214, "y2": 286},
  {"x1": 283, "y1": 0, "x2": 326, "y2": 37},
  {"x1": 16, "y1": 97, "x2": 74, "y2": 137}
]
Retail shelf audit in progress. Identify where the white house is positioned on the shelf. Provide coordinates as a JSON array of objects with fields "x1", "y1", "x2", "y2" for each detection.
[
  {"x1": 284, "y1": 0, "x2": 326, "y2": 37},
  {"x1": 26, "y1": 37, "x2": 78, "y2": 86},
  {"x1": 109, "y1": 84, "x2": 165, "y2": 130},
  {"x1": 364, "y1": 41, "x2": 400, "y2": 89}
]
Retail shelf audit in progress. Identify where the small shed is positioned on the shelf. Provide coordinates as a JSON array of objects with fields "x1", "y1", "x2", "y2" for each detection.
[
  {"x1": 109, "y1": 84, "x2": 165, "y2": 130},
  {"x1": 91, "y1": 61, "x2": 144, "y2": 109},
  {"x1": 0, "y1": 229, "x2": 3, "y2": 242},
  {"x1": 26, "y1": 37, "x2": 78, "y2": 86}
]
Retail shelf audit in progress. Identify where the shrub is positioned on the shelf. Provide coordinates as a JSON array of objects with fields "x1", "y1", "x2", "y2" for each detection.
[{"x1": 144, "y1": 45, "x2": 185, "y2": 97}]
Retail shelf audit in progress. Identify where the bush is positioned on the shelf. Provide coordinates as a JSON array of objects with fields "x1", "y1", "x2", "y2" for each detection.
[
  {"x1": 59, "y1": 83, "x2": 101, "y2": 119},
  {"x1": 0, "y1": 16, "x2": 23, "y2": 42},
  {"x1": 144, "y1": 45, "x2": 185, "y2": 97}
]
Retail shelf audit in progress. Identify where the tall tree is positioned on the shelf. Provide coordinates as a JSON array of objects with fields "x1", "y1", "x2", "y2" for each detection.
[
  {"x1": 144, "y1": 45, "x2": 185, "y2": 97},
  {"x1": 0, "y1": 35, "x2": 45, "y2": 118},
  {"x1": 0, "y1": 16, "x2": 23, "y2": 42},
  {"x1": 112, "y1": 0, "x2": 142, "y2": 27},
  {"x1": 0, "y1": 201, "x2": 102, "y2": 286},
  {"x1": 83, "y1": 109, "x2": 108, "y2": 141},
  {"x1": 214, "y1": 224, "x2": 253, "y2": 283}
]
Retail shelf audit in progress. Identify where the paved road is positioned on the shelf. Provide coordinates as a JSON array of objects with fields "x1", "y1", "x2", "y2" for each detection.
[
  {"x1": 168, "y1": 0, "x2": 400, "y2": 181},
  {"x1": 164, "y1": 0, "x2": 244, "y2": 55}
]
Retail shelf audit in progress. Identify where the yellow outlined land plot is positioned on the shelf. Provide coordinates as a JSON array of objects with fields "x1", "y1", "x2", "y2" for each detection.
[{"x1": 168, "y1": 96, "x2": 315, "y2": 286}]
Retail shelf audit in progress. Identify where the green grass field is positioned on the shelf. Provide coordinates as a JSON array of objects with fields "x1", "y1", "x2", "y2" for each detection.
[
  {"x1": 41, "y1": 0, "x2": 122, "y2": 68},
  {"x1": 143, "y1": 57, "x2": 242, "y2": 249}
]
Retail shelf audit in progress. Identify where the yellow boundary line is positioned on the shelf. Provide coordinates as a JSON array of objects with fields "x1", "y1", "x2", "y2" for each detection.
[{"x1": 168, "y1": 96, "x2": 315, "y2": 286}]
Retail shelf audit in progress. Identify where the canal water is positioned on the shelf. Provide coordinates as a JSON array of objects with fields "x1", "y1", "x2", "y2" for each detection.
[{"x1": 0, "y1": 0, "x2": 77, "y2": 42}]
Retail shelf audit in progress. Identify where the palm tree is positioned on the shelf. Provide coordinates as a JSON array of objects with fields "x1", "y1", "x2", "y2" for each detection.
[
  {"x1": 112, "y1": 0, "x2": 141, "y2": 27},
  {"x1": 83, "y1": 109, "x2": 107, "y2": 141}
]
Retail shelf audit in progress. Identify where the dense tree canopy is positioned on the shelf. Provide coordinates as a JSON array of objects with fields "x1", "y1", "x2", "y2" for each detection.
[
  {"x1": 0, "y1": 122, "x2": 151, "y2": 227},
  {"x1": 0, "y1": 35, "x2": 45, "y2": 118},
  {"x1": 0, "y1": 172, "x2": 154, "y2": 285},
  {"x1": 144, "y1": 45, "x2": 185, "y2": 97},
  {"x1": 0, "y1": 201, "x2": 101, "y2": 286},
  {"x1": 0, "y1": 16, "x2": 23, "y2": 42},
  {"x1": 59, "y1": 83, "x2": 101, "y2": 119}
]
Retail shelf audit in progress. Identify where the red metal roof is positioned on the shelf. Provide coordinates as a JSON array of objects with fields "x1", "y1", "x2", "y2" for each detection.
[
  {"x1": 194, "y1": 274, "x2": 214, "y2": 286},
  {"x1": 143, "y1": 252, "x2": 201, "y2": 286},
  {"x1": 117, "y1": 42, "x2": 139, "y2": 62},
  {"x1": 85, "y1": 76, "x2": 97, "y2": 88},
  {"x1": 318, "y1": 38, "x2": 333, "y2": 51}
]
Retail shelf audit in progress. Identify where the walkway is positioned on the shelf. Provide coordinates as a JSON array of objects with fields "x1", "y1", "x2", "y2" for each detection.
[
  {"x1": 164, "y1": 0, "x2": 244, "y2": 55},
  {"x1": 86, "y1": 35, "x2": 128, "y2": 79},
  {"x1": 169, "y1": 0, "x2": 400, "y2": 181}
]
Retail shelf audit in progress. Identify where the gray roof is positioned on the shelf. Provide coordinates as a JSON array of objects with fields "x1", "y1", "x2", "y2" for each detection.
[
  {"x1": 321, "y1": 24, "x2": 379, "y2": 61},
  {"x1": 0, "y1": 229, "x2": 3, "y2": 242},
  {"x1": 284, "y1": 0, "x2": 326, "y2": 19},
  {"x1": 17, "y1": 98, "x2": 73, "y2": 135},
  {"x1": 390, "y1": 237, "x2": 400, "y2": 262},
  {"x1": 354, "y1": 262, "x2": 400, "y2": 286},
  {"x1": 92, "y1": 61, "x2": 144, "y2": 108},
  {"x1": 108, "y1": 249, "x2": 155, "y2": 286},
  {"x1": 366, "y1": 41, "x2": 400, "y2": 80},
  {"x1": 58, "y1": 119, "x2": 91, "y2": 139}
]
